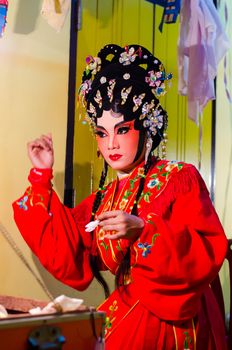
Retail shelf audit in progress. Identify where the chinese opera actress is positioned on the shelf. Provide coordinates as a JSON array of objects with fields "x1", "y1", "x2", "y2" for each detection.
[{"x1": 13, "y1": 44, "x2": 228, "y2": 349}]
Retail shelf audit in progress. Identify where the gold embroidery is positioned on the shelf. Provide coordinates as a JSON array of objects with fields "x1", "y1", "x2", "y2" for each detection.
[
  {"x1": 192, "y1": 319, "x2": 197, "y2": 350},
  {"x1": 173, "y1": 325, "x2": 179, "y2": 350},
  {"x1": 104, "y1": 300, "x2": 118, "y2": 336},
  {"x1": 104, "y1": 299, "x2": 140, "y2": 340}
]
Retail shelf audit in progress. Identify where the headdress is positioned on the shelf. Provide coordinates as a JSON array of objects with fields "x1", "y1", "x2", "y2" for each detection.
[{"x1": 78, "y1": 44, "x2": 172, "y2": 152}]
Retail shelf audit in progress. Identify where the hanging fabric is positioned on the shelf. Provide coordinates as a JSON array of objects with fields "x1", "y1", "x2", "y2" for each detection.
[
  {"x1": 221, "y1": 1, "x2": 232, "y2": 103},
  {"x1": 178, "y1": 0, "x2": 230, "y2": 124},
  {"x1": 41, "y1": 0, "x2": 71, "y2": 32},
  {"x1": 145, "y1": 0, "x2": 181, "y2": 32},
  {"x1": 0, "y1": 0, "x2": 8, "y2": 37}
]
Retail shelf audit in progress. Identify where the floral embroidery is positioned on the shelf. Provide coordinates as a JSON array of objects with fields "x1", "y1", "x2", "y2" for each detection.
[
  {"x1": 100, "y1": 240, "x2": 109, "y2": 252},
  {"x1": 137, "y1": 242, "x2": 152, "y2": 257},
  {"x1": 137, "y1": 233, "x2": 160, "y2": 258},
  {"x1": 116, "y1": 241, "x2": 122, "y2": 251},
  {"x1": 17, "y1": 187, "x2": 49, "y2": 211},
  {"x1": 98, "y1": 229, "x2": 105, "y2": 241},
  {"x1": 147, "y1": 215, "x2": 158, "y2": 230},
  {"x1": 117, "y1": 160, "x2": 184, "y2": 211},
  {"x1": 105, "y1": 300, "x2": 118, "y2": 335},
  {"x1": 143, "y1": 160, "x2": 184, "y2": 197},
  {"x1": 17, "y1": 196, "x2": 29, "y2": 211},
  {"x1": 137, "y1": 167, "x2": 145, "y2": 177},
  {"x1": 165, "y1": 160, "x2": 184, "y2": 172},
  {"x1": 119, "y1": 198, "x2": 129, "y2": 210},
  {"x1": 138, "y1": 190, "x2": 152, "y2": 203},
  {"x1": 147, "y1": 178, "x2": 162, "y2": 190},
  {"x1": 96, "y1": 160, "x2": 185, "y2": 273},
  {"x1": 183, "y1": 330, "x2": 193, "y2": 349}
]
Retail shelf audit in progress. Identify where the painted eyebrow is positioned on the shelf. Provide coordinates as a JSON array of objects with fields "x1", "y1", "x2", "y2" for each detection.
[{"x1": 96, "y1": 121, "x2": 132, "y2": 131}]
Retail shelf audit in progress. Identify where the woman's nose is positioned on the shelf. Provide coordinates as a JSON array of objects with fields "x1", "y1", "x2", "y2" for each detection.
[{"x1": 108, "y1": 134, "x2": 119, "y2": 150}]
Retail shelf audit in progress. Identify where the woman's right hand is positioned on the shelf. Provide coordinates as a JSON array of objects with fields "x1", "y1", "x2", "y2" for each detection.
[{"x1": 27, "y1": 134, "x2": 54, "y2": 169}]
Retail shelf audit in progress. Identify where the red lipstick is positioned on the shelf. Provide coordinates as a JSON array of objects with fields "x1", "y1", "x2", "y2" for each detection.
[{"x1": 109, "y1": 154, "x2": 122, "y2": 161}]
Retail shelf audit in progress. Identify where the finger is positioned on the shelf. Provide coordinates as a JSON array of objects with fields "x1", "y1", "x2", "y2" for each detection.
[
  {"x1": 42, "y1": 134, "x2": 53, "y2": 147},
  {"x1": 105, "y1": 232, "x2": 124, "y2": 240},
  {"x1": 27, "y1": 140, "x2": 42, "y2": 152},
  {"x1": 101, "y1": 224, "x2": 121, "y2": 232},
  {"x1": 97, "y1": 210, "x2": 122, "y2": 221},
  {"x1": 40, "y1": 136, "x2": 53, "y2": 151},
  {"x1": 99, "y1": 217, "x2": 119, "y2": 226},
  {"x1": 46, "y1": 132, "x2": 52, "y2": 140}
]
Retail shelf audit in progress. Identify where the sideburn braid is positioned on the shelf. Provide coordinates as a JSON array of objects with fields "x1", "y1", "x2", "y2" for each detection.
[
  {"x1": 89, "y1": 160, "x2": 110, "y2": 298},
  {"x1": 115, "y1": 152, "x2": 153, "y2": 288}
]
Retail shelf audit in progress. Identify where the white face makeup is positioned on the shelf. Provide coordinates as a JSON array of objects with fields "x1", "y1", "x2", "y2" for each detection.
[{"x1": 95, "y1": 110, "x2": 144, "y2": 176}]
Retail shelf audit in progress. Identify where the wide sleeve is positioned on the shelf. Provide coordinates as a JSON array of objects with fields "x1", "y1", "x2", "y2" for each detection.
[
  {"x1": 129, "y1": 164, "x2": 228, "y2": 321},
  {"x1": 12, "y1": 168, "x2": 95, "y2": 291}
]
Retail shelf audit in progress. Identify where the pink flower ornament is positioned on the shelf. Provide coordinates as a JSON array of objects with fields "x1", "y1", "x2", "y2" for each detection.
[{"x1": 85, "y1": 56, "x2": 101, "y2": 75}]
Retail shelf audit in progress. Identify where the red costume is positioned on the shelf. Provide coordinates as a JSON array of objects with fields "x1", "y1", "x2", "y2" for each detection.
[{"x1": 13, "y1": 159, "x2": 228, "y2": 349}]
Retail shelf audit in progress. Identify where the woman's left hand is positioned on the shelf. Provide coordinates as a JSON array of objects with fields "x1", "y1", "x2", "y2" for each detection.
[{"x1": 97, "y1": 210, "x2": 144, "y2": 240}]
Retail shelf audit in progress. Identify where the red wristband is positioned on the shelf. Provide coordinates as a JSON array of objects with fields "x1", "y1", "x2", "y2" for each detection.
[{"x1": 28, "y1": 168, "x2": 53, "y2": 188}]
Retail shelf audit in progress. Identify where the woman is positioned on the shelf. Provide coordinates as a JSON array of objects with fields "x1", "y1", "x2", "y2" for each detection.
[{"x1": 13, "y1": 44, "x2": 228, "y2": 349}]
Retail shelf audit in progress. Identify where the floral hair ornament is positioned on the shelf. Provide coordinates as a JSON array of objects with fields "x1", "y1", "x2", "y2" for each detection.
[
  {"x1": 140, "y1": 100, "x2": 155, "y2": 120},
  {"x1": 85, "y1": 55, "x2": 101, "y2": 75},
  {"x1": 107, "y1": 79, "x2": 116, "y2": 102},
  {"x1": 94, "y1": 90, "x2": 102, "y2": 108},
  {"x1": 121, "y1": 86, "x2": 132, "y2": 105},
  {"x1": 146, "y1": 68, "x2": 172, "y2": 97},
  {"x1": 87, "y1": 103, "x2": 97, "y2": 118},
  {"x1": 133, "y1": 93, "x2": 146, "y2": 112},
  {"x1": 140, "y1": 101, "x2": 164, "y2": 137},
  {"x1": 84, "y1": 113, "x2": 97, "y2": 131},
  {"x1": 119, "y1": 46, "x2": 142, "y2": 65},
  {"x1": 100, "y1": 76, "x2": 107, "y2": 84},
  {"x1": 78, "y1": 79, "x2": 92, "y2": 107},
  {"x1": 123, "y1": 73, "x2": 130, "y2": 80},
  {"x1": 78, "y1": 56, "x2": 102, "y2": 106},
  {"x1": 143, "y1": 109, "x2": 164, "y2": 136}
]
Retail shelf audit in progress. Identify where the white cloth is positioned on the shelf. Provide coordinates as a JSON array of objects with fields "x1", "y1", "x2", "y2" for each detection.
[
  {"x1": 29, "y1": 295, "x2": 83, "y2": 315},
  {"x1": 178, "y1": 0, "x2": 230, "y2": 123},
  {"x1": 41, "y1": 0, "x2": 71, "y2": 32},
  {"x1": 85, "y1": 220, "x2": 100, "y2": 232},
  {"x1": 0, "y1": 304, "x2": 8, "y2": 318}
]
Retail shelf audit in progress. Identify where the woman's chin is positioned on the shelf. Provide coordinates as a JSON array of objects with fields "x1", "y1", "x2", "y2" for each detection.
[{"x1": 107, "y1": 161, "x2": 134, "y2": 174}]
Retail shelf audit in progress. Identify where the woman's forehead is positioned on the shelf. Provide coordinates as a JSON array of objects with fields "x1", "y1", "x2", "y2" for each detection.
[{"x1": 96, "y1": 110, "x2": 125, "y2": 128}]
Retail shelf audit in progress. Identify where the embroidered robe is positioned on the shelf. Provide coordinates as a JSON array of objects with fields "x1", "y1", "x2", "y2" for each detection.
[{"x1": 13, "y1": 159, "x2": 228, "y2": 349}]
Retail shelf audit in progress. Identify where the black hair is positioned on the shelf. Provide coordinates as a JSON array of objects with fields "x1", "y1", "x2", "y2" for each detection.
[
  {"x1": 115, "y1": 151, "x2": 154, "y2": 288},
  {"x1": 89, "y1": 161, "x2": 110, "y2": 298}
]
